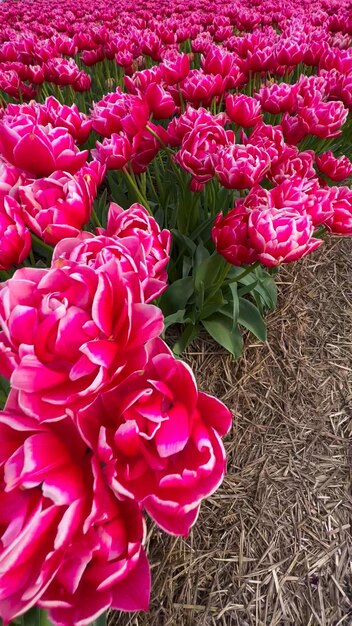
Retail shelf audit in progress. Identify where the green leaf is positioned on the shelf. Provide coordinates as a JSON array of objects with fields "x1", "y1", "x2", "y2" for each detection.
[
  {"x1": 199, "y1": 290, "x2": 227, "y2": 320},
  {"x1": 196, "y1": 280, "x2": 205, "y2": 310},
  {"x1": 171, "y1": 230, "x2": 196, "y2": 254},
  {"x1": 238, "y1": 297, "x2": 267, "y2": 341},
  {"x1": 172, "y1": 324, "x2": 199, "y2": 355},
  {"x1": 202, "y1": 314, "x2": 243, "y2": 358},
  {"x1": 194, "y1": 253, "x2": 226, "y2": 292},
  {"x1": 154, "y1": 206, "x2": 164, "y2": 228},
  {"x1": 163, "y1": 309, "x2": 190, "y2": 330},
  {"x1": 194, "y1": 242, "x2": 210, "y2": 268},
  {"x1": 159, "y1": 276, "x2": 195, "y2": 316},
  {"x1": 229, "y1": 282, "x2": 239, "y2": 329}
]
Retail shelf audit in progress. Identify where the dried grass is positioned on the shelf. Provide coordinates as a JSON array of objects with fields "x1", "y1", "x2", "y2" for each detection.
[{"x1": 110, "y1": 237, "x2": 352, "y2": 626}]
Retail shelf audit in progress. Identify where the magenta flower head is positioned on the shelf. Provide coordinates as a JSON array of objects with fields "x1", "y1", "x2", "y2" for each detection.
[
  {"x1": 175, "y1": 120, "x2": 233, "y2": 184},
  {"x1": 179, "y1": 69, "x2": 225, "y2": 107},
  {"x1": 281, "y1": 112, "x2": 309, "y2": 145},
  {"x1": 44, "y1": 57, "x2": 81, "y2": 86},
  {"x1": 43, "y1": 96, "x2": 92, "y2": 145},
  {"x1": 215, "y1": 144, "x2": 270, "y2": 190},
  {"x1": 0, "y1": 260, "x2": 163, "y2": 420},
  {"x1": 226, "y1": 94, "x2": 263, "y2": 128},
  {"x1": 18, "y1": 171, "x2": 90, "y2": 245},
  {"x1": 315, "y1": 151, "x2": 352, "y2": 182},
  {"x1": 0, "y1": 157, "x2": 25, "y2": 197},
  {"x1": 0, "y1": 116, "x2": 88, "y2": 177},
  {"x1": 268, "y1": 147, "x2": 315, "y2": 185},
  {"x1": 248, "y1": 207, "x2": 323, "y2": 267},
  {"x1": 130, "y1": 122, "x2": 169, "y2": 175},
  {"x1": 53, "y1": 202, "x2": 171, "y2": 303},
  {"x1": 76, "y1": 338, "x2": 232, "y2": 536},
  {"x1": 144, "y1": 83, "x2": 176, "y2": 119},
  {"x1": 0, "y1": 195, "x2": 31, "y2": 269},
  {"x1": 91, "y1": 88, "x2": 149, "y2": 138},
  {"x1": 124, "y1": 66, "x2": 163, "y2": 95},
  {"x1": 0, "y1": 411, "x2": 150, "y2": 625},
  {"x1": 257, "y1": 82, "x2": 299, "y2": 115},
  {"x1": 324, "y1": 186, "x2": 352, "y2": 236},
  {"x1": 0, "y1": 412, "x2": 94, "y2": 623},
  {"x1": 298, "y1": 100, "x2": 348, "y2": 138},
  {"x1": 92, "y1": 133, "x2": 133, "y2": 171},
  {"x1": 167, "y1": 106, "x2": 226, "y2": 147},
  {"x1": 212, "y1": 205, "x2": 258, "y2": 266},
  {"x1": 72, "y1": 71, "x2": 92, "y2": 92},
  {"x1": 96, "y1": 202, "x2": 171, "y2": 301},
  {"x1": 161, "y1": 51, "x2": 190, "y2": 85}
]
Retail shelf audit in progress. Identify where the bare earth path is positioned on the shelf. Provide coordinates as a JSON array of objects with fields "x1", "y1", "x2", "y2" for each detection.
[{"x1": 112, "y1": 237, "x2": 352, "y2": 626}]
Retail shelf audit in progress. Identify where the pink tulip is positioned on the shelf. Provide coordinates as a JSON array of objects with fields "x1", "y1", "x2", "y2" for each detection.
[
  {"x1": 161, "y1": 51, "x2": 190, "y2": 85},
  {"x1": 226, "y1": 94, "x2": 263, "y2": 128},
  {"x1": 298, "y1": 100, "x2": 348, "y2": 138},
  {"x1": 96, "y1": 202, "x2": 171, "y2": 301},
  {"x1": 52, "y1": 204, "x2": 171, "y2": 303},
  {"x1": 124, "y1": 66, "x2": 163, "y2": 95},
  {"x1": 257, "y1": 82, "x2": 298, "y2": 115},
  {"x1": 44, "y1": 57, "x2": 81, "y2": 86},
  {"x1": 315, "y1": 151, "x2": 352, "y2": 182},
  {"x1": 130, "y1": 122, "x2": 169, "y2": 175},
  {"x1": 145, "y1": 83, "x2": 176, "y2": 119},
  {"x1": 43, "y1": 96, "x2": 92, "y2": 145},
  {"x1": 179, "y1": 69, "x2": 225, "y2": 106},
  {"x1": 215, "y1": 144, "x2": 270, "y2": 190},
  {"x1": 248, "y1": 207, "x2": 322, "y2": 267},
  {"x1": 212, "y1": 206, "x2": 258, "y2": 266},
  {"x1": 167, "y1": 106, "x2": 226, "y2": 147},
  {"x1": 248, "y1": 123, "x2": 286, "y2": 163},
  {"x1": 0, "y1": 195, "x2": 31, "y2": 269},
  {"x1": 324, "y1": 186, "x2": 352, "y2": 236},
  {"x1": 75, "y1": 338, "x2": 232, "y2": 536},
  {"x1": 18, "y1": 167, "x2": 97, "y2": 245},
  {"x1": 0, "y1": 411, "x2": 150, "y2": 625},
  {"x1": 268, "y1": 147, "x2": 315, "y2": 185},
  {"x1": 0, "y1": 116, "x2": 88, "y2": 177},
  {"x1": 175, "y1": 120, "x2": 233, "y2": 184},
  {"x1": 281, "y1": 113, "x2": 309, "y2": 145},
  {"x1": 0, "y1": 260, "x2": 163, "y2": 420},
  {"x1": 91, "y1": 88, "x2": 149, "y2": 138},
  {"x1": 92, "y1": 133, "x2": 133, "y2": 171},
  {"x1": 0, "y1": 412, "x2": 92, "y2": 623},
  {"x1": 72, "y1": 71, "x2": 92, "y2": 92}
]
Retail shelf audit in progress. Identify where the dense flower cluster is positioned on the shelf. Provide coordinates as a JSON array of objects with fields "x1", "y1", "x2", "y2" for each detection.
[
  {"x1": 0, "y1": 0, "x2": 352, "y2": 622},
  {"x1": 0, "y1": 200, "x2": 231, "y2": 625}
]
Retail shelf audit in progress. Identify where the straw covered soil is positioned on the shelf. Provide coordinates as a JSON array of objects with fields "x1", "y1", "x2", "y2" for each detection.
[{"x1": 111, "y1": 236, "x2": 352, "y2": 626}]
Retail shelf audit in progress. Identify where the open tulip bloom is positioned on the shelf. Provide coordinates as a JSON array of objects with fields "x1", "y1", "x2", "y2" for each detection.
[{"x1": 0, "y1": 0, "x2": 351, "y2": 622}]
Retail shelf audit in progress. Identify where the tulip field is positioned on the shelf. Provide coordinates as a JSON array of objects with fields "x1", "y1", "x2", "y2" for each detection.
[{"x1": 0, "y1": 0, "x2": 351, "y2": 623}]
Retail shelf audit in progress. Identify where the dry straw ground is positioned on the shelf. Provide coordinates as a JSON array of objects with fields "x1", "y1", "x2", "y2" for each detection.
[{"x1": 111, "y1": 237, "x2": 352, "y2": 626}]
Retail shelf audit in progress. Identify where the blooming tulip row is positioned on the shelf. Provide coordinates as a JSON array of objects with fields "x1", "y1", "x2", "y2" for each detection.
[{"x1": 0, "y1": 0, "x2": 352, "y2": 623}]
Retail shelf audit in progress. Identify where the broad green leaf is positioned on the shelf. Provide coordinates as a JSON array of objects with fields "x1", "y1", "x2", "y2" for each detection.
[
  {"x1": 194, "y1": 242, "x2": 210, "y2": 268},
  {"x1": 173, "y1": 324, "x2": 199, "y2": 355},
  {"x1": 199, "y1": 290, "x2": 227, "y2": 320},
  {"x1": 202, "y1": 314, "x2": 243, "y2": 358},
  {"x1": 195, "y1": 253, "x2": 226, "y2": 291},
  {"x1": 238, "y1": 280, "x2": 258, "y2": 297},
  {"x1": 238, "y1": 297, "x2": 267, "y2": 341},
  {"x1": 159, "y1": 276, "x2": 194, "y2": 316},
  {"x1": 171, "y1": 230, "x2": 197, "y2": 254},
  {"x1": 163, "y1": 309, "x2": 189, "y2": 329}
]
